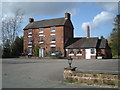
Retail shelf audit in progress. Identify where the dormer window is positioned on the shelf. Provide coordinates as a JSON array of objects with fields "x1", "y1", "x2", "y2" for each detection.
[
  {"x1": 39, "y1": 28, "x2": 44, "y2": 33},
  {"x1": 51, "y1": 26, "x2": 56, "y2": 32},
  {"x1": 28, "y1": 29, "x2": 32, "y2": 34}
]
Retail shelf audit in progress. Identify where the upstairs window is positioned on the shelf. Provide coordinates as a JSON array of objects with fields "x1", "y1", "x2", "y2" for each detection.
[
  {"x1": 39, "y1": 36, "x2": 44, "y2": 43},
  {"x1": 28, "y1": 36, "x2": 32, "y2": 44},
  {"x1": 28, "y1": 29, "x2": 32, "y2": 34},
  {"x1": 39, "y1": 28, "x2": 44, "y2": 33},
  {"x1": 91, "y1": 48, "x2": 95, "y2": 54},
  {"x1": 51, "y1": 26, "x2": 56, "y2": 32},
  {"x1": 50, "y1": 35, "x2": 56, "y2": 42}
]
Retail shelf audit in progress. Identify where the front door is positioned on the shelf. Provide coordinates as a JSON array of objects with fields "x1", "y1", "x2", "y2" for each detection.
[
  {"x1": 39, "y1": 48, "x2": 44, "y2": 57},
  {"x1": 85, "y1": 49, "x2": 91, "y2": 59}
]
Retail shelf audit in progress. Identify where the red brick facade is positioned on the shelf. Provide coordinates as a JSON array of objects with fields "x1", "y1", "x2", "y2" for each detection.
[{"x1": 23, "y1": 14, "x2": 74, "y2": 57}]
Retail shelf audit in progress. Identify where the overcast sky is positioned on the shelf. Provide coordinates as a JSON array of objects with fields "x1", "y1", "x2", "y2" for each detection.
[{"x1": 1, "y1": 2, "x2": 119, "y2": 40}]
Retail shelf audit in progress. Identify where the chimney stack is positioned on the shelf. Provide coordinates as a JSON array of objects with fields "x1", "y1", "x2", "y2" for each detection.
[
  {"x1": 29, "y1": 18, "x2": 34, "y2": 23},
  {"x1": 65, "y1": 12, "x2": 70, "y2": 20},
  {"x1": 86, "y1": 25, "x2": 90, "y2": 38}
]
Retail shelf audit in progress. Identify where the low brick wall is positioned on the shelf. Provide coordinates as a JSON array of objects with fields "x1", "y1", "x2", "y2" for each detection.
[{"x1": 63, "y1": 68, "x2": 119, "y2": 88}]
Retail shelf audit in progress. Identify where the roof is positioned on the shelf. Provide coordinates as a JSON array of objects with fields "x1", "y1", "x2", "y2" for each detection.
[
  {"x1": 65, "y1": 37, "x2": 98, "y2": 49},
  {"x1": 23, "y1": 17, "x2": 66, "y2": 30},
  {"x1": 97, "y1": 39, "x2": 107, "y2": 49},
  {"x1": 65, "y1": 37, "x2": 108, "y2": 49}
]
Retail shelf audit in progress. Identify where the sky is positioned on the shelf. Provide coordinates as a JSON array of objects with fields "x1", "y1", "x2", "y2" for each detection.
[{"x1": 1, "y1": 1, "x2": 119, "y2": 41}]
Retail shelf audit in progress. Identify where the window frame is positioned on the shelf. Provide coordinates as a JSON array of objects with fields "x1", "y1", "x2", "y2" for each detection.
[
  {"x1": 76, "y1": 49, "x2": 82, "y2": 56},
  {"x1": 50, "y1": 34, "x2": 56, "y2": 43},
  {"x1": 50, "y1": 26, "x2": 56, "y2": 32},
  {"x1": 91, "y1": 48, "x2": 95, "y2": 54},
  {"x1": 28, "y1": 47, "x2": 32, "y2": 55},
  {"x1": 39, "y1": 28, "x2": 44, "y2": 33},
  {"x1": 39, "y1": 35, "x2": 44, "y2": 43},
  {"x1": 28, "y1": 29, "x2": 32, "y2": 34}
]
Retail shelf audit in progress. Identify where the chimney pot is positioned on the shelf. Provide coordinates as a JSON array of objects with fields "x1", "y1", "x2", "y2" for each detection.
[
  {"x1": 29, "y1": 18, "x2": 34, "y2": 23},
  {"x1": 65, "y1": 12, "x2": 70, "y2": 20},
  {"x1": 86, "y1": 25, "x2": 90, "y2": 38}
]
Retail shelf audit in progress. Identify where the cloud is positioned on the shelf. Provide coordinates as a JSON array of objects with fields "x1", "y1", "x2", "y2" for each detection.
[
  {"x1": 82, "y1": 11, "x2": 115, "y2": 30},
  {"x1": 2, "y1": 2, "x2": 78, "y2": 18},
  {"x1": 97, "y1": 2, "x2": 118, "y2": 13}
]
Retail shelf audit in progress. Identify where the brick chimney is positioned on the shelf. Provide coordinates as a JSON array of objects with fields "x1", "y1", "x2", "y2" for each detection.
[
  {"x1": 86, "y1": 25, "x2": 90, "y2": 38},
  {"x1": 65, "y1": 12, "x2": 70, "y2": 20},
  {"x1": 29, "y1": 18, "x2": 34, "y2": 23}
]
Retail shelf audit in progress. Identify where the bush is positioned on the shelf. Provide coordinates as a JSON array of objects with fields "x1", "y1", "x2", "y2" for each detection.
[{"x1": 34, "y1": 45, "x2": 39, "y2": 57}]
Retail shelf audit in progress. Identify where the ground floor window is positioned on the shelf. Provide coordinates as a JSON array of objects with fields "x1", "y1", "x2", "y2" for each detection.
[
  {"x1": 77, "y1": 49, "x2": 82, "y2": 54},
  {"x1": 68, "y1": 49, "x2": 74, "y2": 54},
  {"x1": 28, "y1": 47, "x2": 32, "y2": 55},
  {"x1": 51, "y1": 47, "x2": 56, "y2": 53},
  {"x1": 91, "y1": 48, "x2": 95, "y2": 54}
]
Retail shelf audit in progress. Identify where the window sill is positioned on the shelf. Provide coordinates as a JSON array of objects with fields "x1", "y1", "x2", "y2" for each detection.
[
  {"x1": 28, "y1": 32, "x2": 32, "y2": 34},
  {"x1": 50, "y1": 41, "x2": 56, "y2": 43},
  {"x1": 28, "y1": 42, "x2": 32, "y2": 44},
  {"x1": 28, "y1": 53, "x2": 32, "y2": 55},
  {"x1": 39, "y1": 42, "x2": 44, "y2": 44},
  {"x1": 69, "y1": 54, "x2": 74, "y2": 56},
  {"x1": 39, "y1": 31, "x2": 44, "y2": 33},
  {"x1": 76, "y1": 54, "x2": 82, "y2": 56}
]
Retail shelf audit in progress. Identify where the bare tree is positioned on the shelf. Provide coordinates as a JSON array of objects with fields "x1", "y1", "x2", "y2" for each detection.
[{"x1": 2, "y1": 9, "x2": 24, "y2": 46}]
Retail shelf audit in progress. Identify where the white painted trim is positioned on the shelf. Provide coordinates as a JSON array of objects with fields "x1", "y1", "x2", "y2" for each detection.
[
  {"x1": 76, "y1": 54, "x2": 82, "y2": 56},
  {"x1": 69, "y1": 54, "x2": 74, "y2": 56},
  {"x1": 39, "y1": 42, "x2": 44, "y2": 44},
  {"x1": 50, "y1": 41, "x2": 56, "y2": 43},
  {"x1": 28, "y1": 46, "x2": 32, "y2": 47},
  {"x1": 51, "y1": 29, "x2": 56, "y2": 32},
  {"x1": 28, "y1": 35, "x2": 32, "y2": 37},
  {"x1": 28, "y1": 32, "x2": 32, "y2": 34},
  {"x1": 50, "y1": 45, "x2": 56, "y2": 47},
  {"x1": 39, "y1": 35, "x2": 44, "y2": 36},
  {"x1": 28, "y1": 53, "x2": 32, "y2": 55},
  {"x1": 39, "y1": 31, "x2": 44, "y2": 33},
  {"x1": 50, "y1": 34, "x2": 56, "y2": 35},
  {"x1": 28, "y1": 42, "x2": 32, "y2": 44}
]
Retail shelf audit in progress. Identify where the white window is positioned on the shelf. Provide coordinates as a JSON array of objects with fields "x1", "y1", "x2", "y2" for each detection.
[
  {"x1": 50, "y1": 34, "x2": 56, "y2": 43},
  {"x1": 28, "y1": 47, "x2": 32, "y2": 55},
  {"x1": 28, "y1": 36, "x2": 32, "y2": 44},
  {"x1": 39, "y1": 28, "x2": 44, "y2": 33},
  {"x1": 91, "y1": 48, "x2": 95, "y2": 54},
  {"x1": 76, "y1": 49, "x2": 82, "y2": 56},
  {"x1": 51, "y1": 26, "x2": 56, "y2": 32},
  {"x1": 51, "y1": 47, "x2": 56, "y2": 53},
  {"x1": 68, "y1": 49, "x2": 74, "y2": 56},
  {"x1": 28, "y1": 29, "x2": 32, "y2": 34},
  {"x1": 39, "y1": 36, "x2": 44, "y2": 43}
]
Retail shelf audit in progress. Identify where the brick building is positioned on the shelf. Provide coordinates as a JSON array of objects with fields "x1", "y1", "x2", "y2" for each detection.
[
  {"x1": 23, "y1": 13, "x2": 73, "y2": 57},
  {"x1": 23, "y1": 13, "x2": 112, "y2": 59}
]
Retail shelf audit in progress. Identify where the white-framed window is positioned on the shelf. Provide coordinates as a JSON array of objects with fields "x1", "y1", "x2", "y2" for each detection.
[
  {"x1": 51, "y1": 26, "x2": 56, "y2": 32},
  {"x1": 39, "y1": 36, "x2": 44, "y2": 43},
  {"x1": 91, "y1": 48, "x2": 95, "y2": 54},
  {"x1": 28, "y1": 47, "x2": 32, "y2": 55},
  {"x1": 39, "y1": 28, "x2": 44, "y2": 33},
  {"x1": 68, "y1": 49, "x2": 74, "y2": 56},
  {"x1": 76, "y1": 49, "x2": 82, "y2": 56},
  {"x1": 50, "y1": 34, "x2": 56, "y2": 43},
  {"x1": 28, "y1": 29, "x2": 32, "y2": 34},
  {"x1": 51, "y1": 47, "x2": 56, "y2": 53},
  {"x1": 28, "y1": 36, "x2": 32, "y2": 44}
]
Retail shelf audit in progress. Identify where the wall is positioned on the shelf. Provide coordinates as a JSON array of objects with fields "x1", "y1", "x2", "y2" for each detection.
[
  {"x1": 63, "y1": 69, "x2": 119, "y2": 88},
  {"x1": 23, "y1": 26, "x2": 65, "y2": 56}
]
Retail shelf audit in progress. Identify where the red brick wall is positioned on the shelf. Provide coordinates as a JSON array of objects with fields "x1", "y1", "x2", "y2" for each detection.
[{"x1": 23, "y1": 30, "x2": 28, "y2": 54}]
